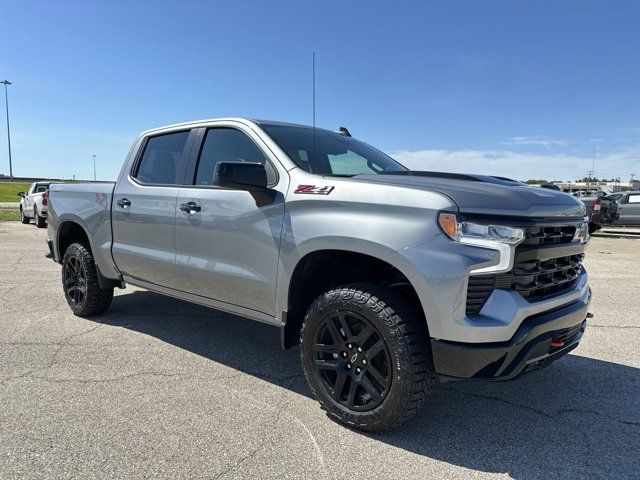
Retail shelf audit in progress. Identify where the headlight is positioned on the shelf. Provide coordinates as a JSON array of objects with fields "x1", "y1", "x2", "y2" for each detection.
[
  {"x1": 438, "y1": 213, "x2": 525, "y2": 274},
  {"x1": 438, "y1": 213, "x2": 524, "y2": 245}
]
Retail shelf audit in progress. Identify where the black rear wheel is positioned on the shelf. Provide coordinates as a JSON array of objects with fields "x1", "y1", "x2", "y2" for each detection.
[
  {"x1": 20, "y1": 208, "x2": 30, "y2": 224},
  {"x1": 62, "y1": 243, "x2": 113, "y2": 316},
  {"x1": 300, "y1": 283, "x2": 434, "y2": 431},
  {"x1": 34, "y1": 207, "x2": 46, "y2": 228}
]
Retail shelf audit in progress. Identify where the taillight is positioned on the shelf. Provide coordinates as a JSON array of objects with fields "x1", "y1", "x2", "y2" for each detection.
[
  {"x1": 42, "y1": 190, "x2": 48, "y2": 206},
  {"x1": 593, "y1": 198, "x2": 601, "y2": 211}
]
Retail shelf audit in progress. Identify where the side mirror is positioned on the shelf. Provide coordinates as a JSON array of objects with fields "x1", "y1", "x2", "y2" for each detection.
[
  {"x1": 17, "y1": 192, "x2": 25, "y2": 197},
  {"x1": 214, "y1": 162, "x2": 267, "y2": 192}
]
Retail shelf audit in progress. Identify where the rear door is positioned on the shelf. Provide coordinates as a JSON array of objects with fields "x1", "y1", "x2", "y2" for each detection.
[
  {"x1": 173, "y1": 124, "x2": 287, "y2": 316},
  {"x1": 618, "y1": 193, "x2": 640, "y2": 225},
  {"x1": 112, "y1": 129, "x2": 195, "y2": 287}
]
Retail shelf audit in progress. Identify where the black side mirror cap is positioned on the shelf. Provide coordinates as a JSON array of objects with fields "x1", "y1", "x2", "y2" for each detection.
[
  {"x1": 17, "y1": 192, "x2": 25, "y2": 197},
  {"x1": 213, "y1": 162, "x2": 268, "y2": 192}
]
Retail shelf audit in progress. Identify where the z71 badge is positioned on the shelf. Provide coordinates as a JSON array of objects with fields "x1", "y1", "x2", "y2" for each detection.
[{"x1": 294, "y1": 185, "x2": 335, "y2": 195}]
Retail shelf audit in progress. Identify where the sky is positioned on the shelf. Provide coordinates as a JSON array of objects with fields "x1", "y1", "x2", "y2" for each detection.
[{"x1": 0, "y1": 0, "x2": 638, "y2": 182}]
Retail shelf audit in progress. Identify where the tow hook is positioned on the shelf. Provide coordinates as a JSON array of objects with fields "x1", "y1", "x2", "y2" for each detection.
[
  {"x1": 550, "y1": 337, "x2": 564, "y2": 348},
  {"x1": 586, "y1": 312, "x2": 594, "y2": 319}
]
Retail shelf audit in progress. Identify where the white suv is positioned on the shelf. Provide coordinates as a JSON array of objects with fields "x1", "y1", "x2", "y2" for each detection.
[{"x1": 18, "y1": 182, "x2": 50, "y2": 227}]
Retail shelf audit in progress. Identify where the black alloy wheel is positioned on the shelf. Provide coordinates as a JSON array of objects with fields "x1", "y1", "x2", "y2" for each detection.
[
  {"x1": 64, "y1": 255, "x2": 88, "y2": 307},
  {"x1": 312, "y1": 310, "x2": 392, "y2": 411}
]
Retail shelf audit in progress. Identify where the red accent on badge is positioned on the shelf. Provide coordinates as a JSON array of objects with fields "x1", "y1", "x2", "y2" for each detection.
[{"x1": 294, "y1": 185, "x2": 334, "y2": 195}]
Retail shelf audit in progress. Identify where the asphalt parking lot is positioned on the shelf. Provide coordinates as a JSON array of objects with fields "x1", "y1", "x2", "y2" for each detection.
[{"x1": 1, "y1": 222, "x2": 638, "y2": 479}]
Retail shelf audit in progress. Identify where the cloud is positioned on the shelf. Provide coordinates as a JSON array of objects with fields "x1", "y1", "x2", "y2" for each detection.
[
  {"x1": 390, "y1": 147, "x2": 640, "y2": 181},
  {"x1": 502, "y1": 136, "x2": 568, "y2": 148}
]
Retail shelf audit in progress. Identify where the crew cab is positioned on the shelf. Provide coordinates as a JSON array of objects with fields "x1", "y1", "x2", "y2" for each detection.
[
  {"x1": 18, "y1": 181, "x2": 50, "y2": 227},
  {"x1": 46, "y1": 118, "x2": 592, "y2": 431}
]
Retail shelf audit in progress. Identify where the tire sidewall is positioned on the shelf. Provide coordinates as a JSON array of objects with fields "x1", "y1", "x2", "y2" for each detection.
[{"x1": 301, "y1": 289, "x2": 418, "y2": 429}]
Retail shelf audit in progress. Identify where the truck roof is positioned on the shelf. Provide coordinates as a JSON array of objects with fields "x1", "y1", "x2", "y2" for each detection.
[{"x1": 139, "y1": 117, "x2": 335, "y2": 137}]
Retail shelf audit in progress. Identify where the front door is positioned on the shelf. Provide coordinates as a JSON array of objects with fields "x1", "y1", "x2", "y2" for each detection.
[
  {"x1": 112, "y1": 129, "x2": 194, "y2": 287},
  {"x1": 174, "y1": 125, "x2": 286, "y2": 316}
]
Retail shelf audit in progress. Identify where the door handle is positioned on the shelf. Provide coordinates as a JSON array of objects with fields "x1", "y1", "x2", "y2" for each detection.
[
  {"x1": 179, "y1": 201, "x2": 202, "y2": 214},
  {"x1": 117, "y1": 198, "x2": 131, "y2": 208}
]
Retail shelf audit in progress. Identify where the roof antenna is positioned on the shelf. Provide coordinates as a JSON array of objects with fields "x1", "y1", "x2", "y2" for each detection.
[{"x1": 312, "y1": 51, "x2": 316, "y2": 167}]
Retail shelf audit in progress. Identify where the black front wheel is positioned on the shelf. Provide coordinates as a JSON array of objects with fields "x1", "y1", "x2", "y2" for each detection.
[
  {"x1": 62, "y1": 243, "x2": 113, "y2": 316},
  {"x1": 300, "y1": 283, "x2": 434, "y2": 431}
]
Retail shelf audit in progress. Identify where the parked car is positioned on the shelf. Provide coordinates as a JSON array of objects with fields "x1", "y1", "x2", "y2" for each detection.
[
  {"x1": 45, "y1": 118, "x2": 592, "y2": 431},
  {"x1": 18, "y1": 181, "x2": 50, "y2": 227},
  {"x1": 579, "y1": 194, "x2": 619, "y2": 233},
  {"x1": 613, "y1": 191, "x2": 640, "y2": 225},
  {"x1": 604, "y1": 192, "x2": 624, "y2": 203}
]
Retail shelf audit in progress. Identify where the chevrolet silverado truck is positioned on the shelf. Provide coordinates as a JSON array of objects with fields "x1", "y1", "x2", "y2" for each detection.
[
  {"x1": 18, "y1": 181, "x2": 50, "y2": 227},
  {"x1": 46, "y1": 118, "x2": 592, "y2": 431}
]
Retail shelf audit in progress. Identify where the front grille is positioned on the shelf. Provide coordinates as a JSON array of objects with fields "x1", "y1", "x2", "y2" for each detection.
[
  {"x1": 520, "y1": 225, "x2": 576, "y2": 246},
  {"x1": 466, "y1": 223, "x2": 585, "y2": 315}
]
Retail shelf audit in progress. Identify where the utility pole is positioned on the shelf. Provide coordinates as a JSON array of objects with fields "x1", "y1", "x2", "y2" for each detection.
[
  {"x1": 585, "y1": 149, "x2": 596, "y2": 183},
  {"x1": 1, "y1": 80, "x2": 12, "y2": 181},
  {"x1": 93, "y1": 154, "x2": 96, "y2": 181}
]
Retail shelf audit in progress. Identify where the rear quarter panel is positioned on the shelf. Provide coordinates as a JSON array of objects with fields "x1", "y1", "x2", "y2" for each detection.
[{"x1": 48, "y1": 182, "x2": 118, "y2": 279}]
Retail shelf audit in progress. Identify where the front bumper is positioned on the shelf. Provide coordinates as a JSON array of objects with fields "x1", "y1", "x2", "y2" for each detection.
[{"x1": 433, "y1": 291, "x2": 590, "y2": 382}]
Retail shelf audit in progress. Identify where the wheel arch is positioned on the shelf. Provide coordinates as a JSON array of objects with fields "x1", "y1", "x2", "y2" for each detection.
[
  {"x1": 57, "y1": 220, "x2": 92, "y2": 260},
  {"x1": 281, "y1": 249, "x2": 425, "y2": 349},
  {"x1": 57, "y1": 220, "x2": 120, "y2": 290}
]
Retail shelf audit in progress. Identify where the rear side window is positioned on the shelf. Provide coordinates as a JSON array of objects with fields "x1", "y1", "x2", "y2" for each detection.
[
  {"x1": 194, "y1": 128, "x2": 274, "y2": 186},
  {"x1": 34, "y1": 184, "x2": 48, "y2": 193},
  {"x1": 135, "y1": 131, "x2": 191, "y2": 185}
]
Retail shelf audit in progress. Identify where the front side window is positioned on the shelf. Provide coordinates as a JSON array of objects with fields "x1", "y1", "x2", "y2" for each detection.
[
  {"x1": 194, "y1": 128, "x2": 270, "y2": 186},
  {"x1": 261, "y1": 124, "x2": 407, "y2": 176},
  {"x1": 135, "y1": 131, "x2": 190, "y2": 185},
  {"x1": 628, "y1": 194, "x2": 640, "y2": 204}
]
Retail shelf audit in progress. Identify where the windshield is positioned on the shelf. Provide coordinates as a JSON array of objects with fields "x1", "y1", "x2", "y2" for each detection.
[{"x1": 261, "y1": 124, "x2": 407, "y2": 176}]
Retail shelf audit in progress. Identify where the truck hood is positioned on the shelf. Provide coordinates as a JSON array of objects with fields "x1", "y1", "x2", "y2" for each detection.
[{"x1": 352, "y1": 171, "x2": 586, "y2": 218}]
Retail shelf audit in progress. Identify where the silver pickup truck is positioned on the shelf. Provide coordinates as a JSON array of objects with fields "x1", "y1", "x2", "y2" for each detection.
[{"x1": 46, "y1": 118, "x2": 592, "y2": 431}]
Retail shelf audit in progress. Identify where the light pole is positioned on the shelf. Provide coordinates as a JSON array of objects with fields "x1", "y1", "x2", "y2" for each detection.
[
  {"x1": 93, "y1": 154, "x2": 96, "y2": 181},
  {"x1": 1, "y1": 80, "x2": 12, "y2": 181}
]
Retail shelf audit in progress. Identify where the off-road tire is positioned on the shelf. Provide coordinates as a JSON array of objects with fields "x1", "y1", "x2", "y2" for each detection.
[
  {"x1": 300, "y1": 283, "x2": 434, "y2": 432},
  {"x1": 20, "y1": 208, "x2": 30, "y2": 224},
  {"x1": 34, "y1": 207, "x2": 46, "y2": 228},
  {"x1": 62, "y1": 243, "x2": 113, "y2": 316}
]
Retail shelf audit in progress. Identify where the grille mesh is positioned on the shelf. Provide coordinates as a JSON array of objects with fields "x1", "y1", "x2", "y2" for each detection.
[{"x1": 466, "y1": 223, "x2": 584, "y2": 315}]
